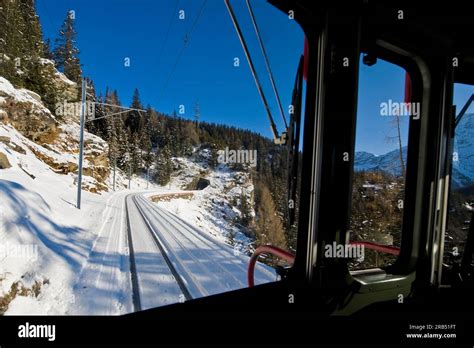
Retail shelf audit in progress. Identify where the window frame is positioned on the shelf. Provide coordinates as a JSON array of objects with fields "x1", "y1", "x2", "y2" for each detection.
[
  {"x1": 347, "y1": 43, "x2": 425, "y2": 276},
  {"x1": 304, "y1": 17, "x2": 435, "y2": 313},
  {"x1": 442, "y1": 81, "x2": 474, "y2": 285}
]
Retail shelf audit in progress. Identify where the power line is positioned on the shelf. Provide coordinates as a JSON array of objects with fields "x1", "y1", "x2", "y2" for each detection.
[
  {"x1": 246, "y1": 0, "x2": 288, "y2": 129},
  {"x1": 94, "y1": 101, "x2": 147, "y2": 112},
  {"x1": 187, "y1": 0, "x2": 208, "y2": 37},
  {"x1": 156, "y1": 0, "x2": 180, "y2": 68},
  {"x1": 224, "y1": 0, "x2": 282, "y2": 144},
  {"x1": 157, "y1": 0, "x2": 208, "y2": 102}
]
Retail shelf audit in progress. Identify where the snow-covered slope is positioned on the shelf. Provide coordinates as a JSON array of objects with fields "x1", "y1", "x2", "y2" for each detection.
[
  {"x1": 153, "y1": 148, "x2": 256, "y2": 254},
  {"x1": 355, "y1": 121, "x2": 474, "y2": 189},
  {"x1": 355, "y1": 147, "x2": 407, "y2": 177},
  {"x1": 0, "y1": 77, "x2": 52, "y2": 113},
  {"x1": 0, "y1": 122, "x2": 166, "y2": 314},
  {"x1": 0, "y1": 76, "x2": 161, "y2": 314},
  {"x1": 0, "y1": 123, "x2": 106, "y2": 314},
  {"x1": 0, "y1": 74, "x2": 265, "y2": 314}
]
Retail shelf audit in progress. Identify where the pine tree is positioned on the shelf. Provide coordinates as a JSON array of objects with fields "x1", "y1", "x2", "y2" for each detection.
[
  {"x1": 18, "y1": 0, "x2": 43, "y2": 57},
  {"x1": 131, "y1": 131, "x2": 142, "y2": 173},
  {"x1": 182, "y1": 121, "x2": 199, "y2": 154},
  {"x1": 54, "y1": 10, "x2": 82, "y2": 84},
  {"x1": 106, "y1": 90, "x2": 129, "y2": 170},
  {"x1": 240, "y1": 190, "x2": 252, "y2": 227},
  {"x1": 208, "y1": 143, "x2": 219, "y2": 169},
  {"x1": 115, "y1": 114, "x2": 129, "y2": 169},
  {"x1": 154, "y1": 145, "x2": 173, "y2": 185},
  {"x1": 0, "y1": 0, "x2": 61, "y2": 112},
  {"x1": 107, "y1": 111, "x2": 119, "y2": 168},
  {"x1": 125, "y1": 88, "x2": 143, "y2": 133},
  {"x1": 0, "y1": 0, "x2": 29, "y2": 86},
  {"x1": 193, "y1": 100, "x2": 200, "y2": 127},
  {"x1": 148, "y1": 107, "x2": 161, "y2": 145},
  {"x1": 43, "y1": 38, "x2": 54, "y2": 60},
  {"x1": 141, "y1": 111, "x2": 154, "y2": 170},
  {"x1": 24, "y1": 58, "x2": 61, "y2": 113}
]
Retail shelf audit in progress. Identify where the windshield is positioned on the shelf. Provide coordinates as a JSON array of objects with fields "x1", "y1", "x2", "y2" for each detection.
[{"x1": 0, "y1": 0, "x2": 304, "y2": 314}]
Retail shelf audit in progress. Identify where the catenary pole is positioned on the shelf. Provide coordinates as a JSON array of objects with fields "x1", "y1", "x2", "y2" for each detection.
[
  {"x1": 76, "y1": 95, "x2": 146, "y2": 204},
  {"x1": 76, "y1": 79, "x2": 87, "y2": 209}
]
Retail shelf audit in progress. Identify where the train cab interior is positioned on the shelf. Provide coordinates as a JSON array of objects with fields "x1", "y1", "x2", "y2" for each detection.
[{"x1": 135, "y1": 0, "x2": 474, "y2": 327}]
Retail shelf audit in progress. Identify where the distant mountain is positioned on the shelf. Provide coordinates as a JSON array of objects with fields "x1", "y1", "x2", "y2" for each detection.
[
  {"x1": 355, "y1": 147, "x2": 407, "y2": 178},
  {"x1": 355, "y1": 113, "x2": 474, "y2": 188}
]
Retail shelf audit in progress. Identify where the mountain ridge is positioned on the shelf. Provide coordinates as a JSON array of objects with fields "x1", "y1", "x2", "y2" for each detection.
[{"x1": 355, "y1": 117, "x2": 474, "y2": 188}]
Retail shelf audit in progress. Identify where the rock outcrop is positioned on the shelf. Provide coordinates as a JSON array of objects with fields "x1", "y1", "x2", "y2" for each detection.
[
  {"x1": 0, "y1": 77, "x2": 58, "y2": 143},
  {"x1": 0, "y1": 75, "x2": 109, "y2": 193},
  {"x1": 0, "y1": 151, "x2": 11, "y2": 169}
]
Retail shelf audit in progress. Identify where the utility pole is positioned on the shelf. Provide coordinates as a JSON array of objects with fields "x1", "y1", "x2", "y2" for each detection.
[
  {"x1": 113, "y1": 155, "x2": 116, "y2": 191},
  {"x1": 128, "y1": 159, "x2": 131, "y2": 189},
  {"x1": 147, "y1": 167, "x2": 150, "y2": 189},
  {"x1": 75, "y1": 94, "x2": 146, "y2": 208},
  {"x1": 194, "y1": 100, "x2": 200, "y2": 128},
  {"x1": 76, "y1": 79, "x2": 87, "y2": 209}
]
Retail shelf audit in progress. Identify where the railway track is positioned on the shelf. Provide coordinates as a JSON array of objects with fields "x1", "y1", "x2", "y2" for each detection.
[{"x1": 123, "y1": 193, "x2": 276, "y2": 311}]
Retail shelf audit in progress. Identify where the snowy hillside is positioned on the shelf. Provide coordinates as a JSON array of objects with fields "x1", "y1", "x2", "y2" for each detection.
[
  {"x1": 355, "y1": 147, "x2": 407, "y2": 177},
  {"x1": 0, "y1": 122, "x2": 107, "y2": 314},
  {"x1": 154, "y1": 151, "x2": 256, "y2": 254},
  {"x1": 0, "y1": 77, "x2": 162, "y2": 314},
  {"x1": 355, "y1": 126, "x2": 474, "y2": 188},
  {"x1": 0, "y1": 74, "x2": 264, "y2": 314},
  {"x1": 0, "y1": 124, "x2": 163, "y2": 315}
]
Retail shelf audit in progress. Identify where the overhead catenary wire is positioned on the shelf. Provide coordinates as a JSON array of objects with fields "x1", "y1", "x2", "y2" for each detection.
[
  {"x1": 87, "y1": 109, "x2": 144, "y2": 122},
  {"x1": 93, "y1": 101, "x2": 147, "y2": 112},
  {"x1": 156, "y1": 0, "x2": 180, "y2": 68},
  {"x1": 245, "y1": 0, "x2": 288, "y2": 129},
  {"x1": 158, "y1": 0, "x2": 208, "y2": 101},
  {"x1": 224, "y1": 0, "x2": 281, "y2": 143},
  {"x1": 85, "y1": 101, "x2": 147, "y2": 122}
]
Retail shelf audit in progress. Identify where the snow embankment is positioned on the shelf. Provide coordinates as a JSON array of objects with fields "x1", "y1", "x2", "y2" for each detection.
[
  {"x1": 0, "y1": 75, "x2": 160, "y2": 314},
  {"x1": 0, "y1": 123, "x2": 164, "y2": 314},
  {"x1": 152, "y1": 152, "x2": 256, "y2": 254},
  {"x1": 0, "y1": 124, "x2": 106, "y2": 314}
]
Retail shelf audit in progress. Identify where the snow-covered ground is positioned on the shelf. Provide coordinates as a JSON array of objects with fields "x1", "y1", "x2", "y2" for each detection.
[
  {"x1": 131, "y1": 195, "x2": 275, "y2": 304},
  {"x1": 0, "y1": 113, "x2": 272, "y2": 315},
  {"x1": 157, "y1": 155, "x2": 256, "y2": 254},
  {"x1": 0, "y1": 123, "x2": 163, "y2": 314},
  {"x1": 0, "y1": 75, "x2": 275, "y2": 315}
]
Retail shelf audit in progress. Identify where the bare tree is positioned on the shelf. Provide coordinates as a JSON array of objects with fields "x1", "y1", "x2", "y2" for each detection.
[{"x1": 385, "y1": 115, "x2": 406, "y2": 179}]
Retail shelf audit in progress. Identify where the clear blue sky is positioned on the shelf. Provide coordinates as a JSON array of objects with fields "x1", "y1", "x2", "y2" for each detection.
[
  {"x1": 36, "y1": 0, "x2": 303, "y2": 140},
  {"x1": 356, "y1": 60, "x2": 474, "y2": 155},
  {"x1": 356, "y1": 58, "x2": 408, "y2": 155},
  {"x1": 36, "y1": 0, "x2": 473, "y2": 155}
]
